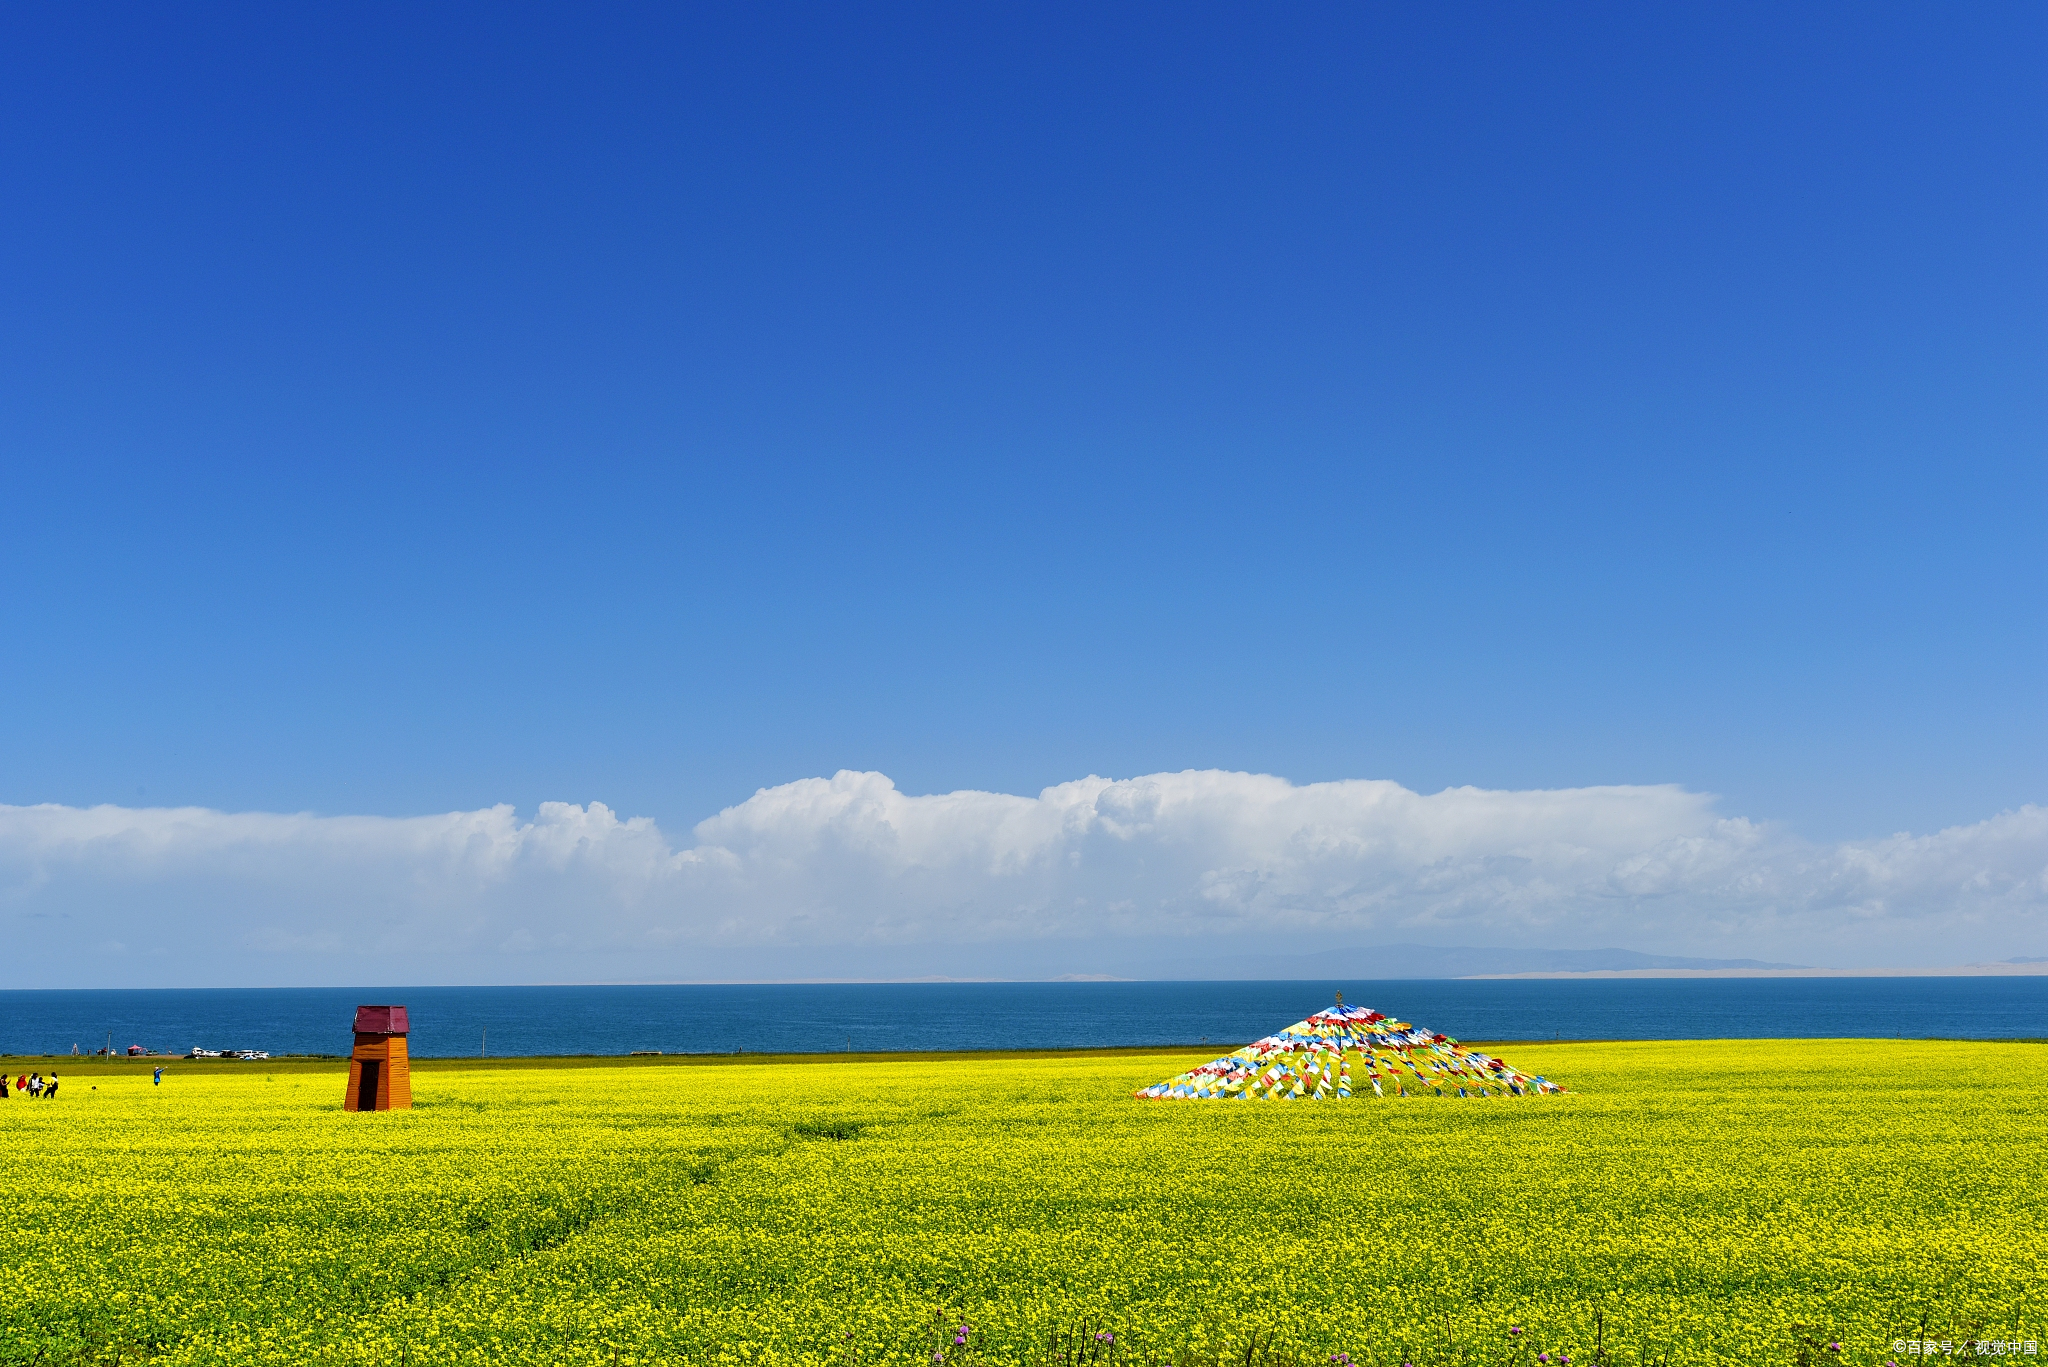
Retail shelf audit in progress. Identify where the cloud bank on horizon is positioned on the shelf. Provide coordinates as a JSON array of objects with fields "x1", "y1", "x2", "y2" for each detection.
[{"x1": 3, "y1": 769, "x2": 2044, "y2": 986}]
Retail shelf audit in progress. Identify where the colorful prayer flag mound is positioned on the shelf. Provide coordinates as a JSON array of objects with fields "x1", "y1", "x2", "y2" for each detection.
[{"x1": 1134, "y1": 999, "x2": 1565, "y2": 1101}]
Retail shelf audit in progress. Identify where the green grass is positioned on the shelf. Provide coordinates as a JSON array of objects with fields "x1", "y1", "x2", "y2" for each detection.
[
  {"x1": 1, "y1": 1040, "x2": 2040, "y2": 1366},
  {"x1": 1, "y1": 1043, "x2": 1244, "y2": 1076}
]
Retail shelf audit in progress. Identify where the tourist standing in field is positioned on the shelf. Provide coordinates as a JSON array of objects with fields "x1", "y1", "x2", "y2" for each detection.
[
  {"x1": 154, "y1": 1066, "x2": 162, "y2": 1086},
  {"x1": 44, "y1": 1074, "x2": 58, "y2": 1100}
]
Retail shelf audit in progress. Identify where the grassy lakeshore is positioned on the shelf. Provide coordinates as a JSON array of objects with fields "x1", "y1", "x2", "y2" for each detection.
[
  {"x1": 0, "y1": 1043, "x2": 1248, "y2": 1076},
  {"x1": 2, "y1": 1040, "x2": 2041, "y2": 1366}
]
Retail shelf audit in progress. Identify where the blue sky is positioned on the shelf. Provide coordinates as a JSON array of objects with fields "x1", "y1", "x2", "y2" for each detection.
[{"x1": 1, "y1": 5, "x2": 2043, "y2": 983}]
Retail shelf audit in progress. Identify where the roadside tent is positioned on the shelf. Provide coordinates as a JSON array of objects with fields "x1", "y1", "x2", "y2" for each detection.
[{"x1": 1134, "y1": 999, "x2": 1565, "y2": 1100}]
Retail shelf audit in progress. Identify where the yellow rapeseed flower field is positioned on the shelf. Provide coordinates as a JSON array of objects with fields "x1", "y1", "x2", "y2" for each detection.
[{"x1": 2, "y1": 1040, "x2": 2040, "y2": 1366}]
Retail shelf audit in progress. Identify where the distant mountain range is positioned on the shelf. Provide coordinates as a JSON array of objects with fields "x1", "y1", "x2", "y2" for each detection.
[{"x1": 1208, "y1": 943, "x2": 1809, "y2": 980}]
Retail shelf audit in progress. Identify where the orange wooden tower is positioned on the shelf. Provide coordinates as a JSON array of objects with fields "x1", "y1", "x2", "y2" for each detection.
[{"x1": 345, "y1": 1004, "x2": 413, "y2": 1111}]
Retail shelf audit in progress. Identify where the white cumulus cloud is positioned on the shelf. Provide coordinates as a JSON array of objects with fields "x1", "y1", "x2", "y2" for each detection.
[{"x1": 1, "y1": 770, "x2": 2043, "y2": 985}]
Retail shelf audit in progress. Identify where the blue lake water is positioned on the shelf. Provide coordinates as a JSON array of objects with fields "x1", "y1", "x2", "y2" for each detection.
[{"x1": 3, "y1": 977, "x2": 2043, "y2": 1058}]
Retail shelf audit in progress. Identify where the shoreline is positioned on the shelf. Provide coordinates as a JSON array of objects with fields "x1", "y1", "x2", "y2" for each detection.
[{"x1": 6, "y1": 1036, "x2": 2044, "y2": 1074}]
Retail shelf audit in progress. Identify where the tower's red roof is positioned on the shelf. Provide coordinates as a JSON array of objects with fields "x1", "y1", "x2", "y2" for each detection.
[{"x1": 353, "y1": 1004, "x2": 409, "y2": 1035}]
